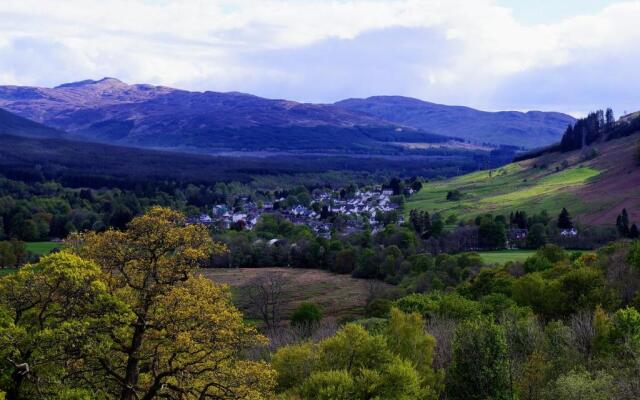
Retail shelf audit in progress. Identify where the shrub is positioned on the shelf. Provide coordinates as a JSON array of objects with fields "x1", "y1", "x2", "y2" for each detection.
[{"x1": 291, "y1": 302, "x2": 323, "y2": 329}]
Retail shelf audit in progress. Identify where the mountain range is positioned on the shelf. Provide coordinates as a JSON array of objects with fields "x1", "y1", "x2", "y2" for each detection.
[
  {"x1": 0, "y1": 78, "x2": 574, "y2": 153},
  {"x1": 336, "y1": 96, "x2": 575, "y2": 149}
]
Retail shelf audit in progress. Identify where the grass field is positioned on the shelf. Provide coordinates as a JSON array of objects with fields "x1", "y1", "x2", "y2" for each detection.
[
  {"x1": 26, "y1": 241, "x2": 62, "y2": 255},
  {"x1": 407, "y1": 158, "x2": 600, "y2": 221},
  {"x1": 406, "y1": 133, "x2": 640, "y2": 225},
  {"x1": 200, "y1": 268, "x2": 390, "y2": 322},
  {"x1": 477, "y1": 250, "x2": 535, "y2": 264}
]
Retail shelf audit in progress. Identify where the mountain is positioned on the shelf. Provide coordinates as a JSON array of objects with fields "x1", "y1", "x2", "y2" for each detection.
[
  {"x1": 406, "y1": 112, "x2": 640, "y2": 225},
  {"x1": 335, "y1": 96, "x2": 575, "y2": 148},
  {"x1": 0, "y1": 107, "x2": 64, "y2": 138},
  {"x1": 0, "y1": 78, "x2": 447, "y2": 154},
  {"x1": 0, "y1": 79, "x2": 571, "y2": 154}
]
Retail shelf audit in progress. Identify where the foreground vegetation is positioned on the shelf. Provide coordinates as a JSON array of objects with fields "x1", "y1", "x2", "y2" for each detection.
[{"x1": 2, "y1": 207, "x2": 640, "y2": 399}]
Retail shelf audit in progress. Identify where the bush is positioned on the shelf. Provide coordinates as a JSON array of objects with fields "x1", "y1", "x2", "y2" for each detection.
[
  {"x1": 291, "y1": 302, "x2": 323, "y2": 329},
  {"x1": 365, "y1": 298, "x2": 392, "y2": 318},
  {"x1": 446, "y1": 190, "x2": 462, "y2": 201}
]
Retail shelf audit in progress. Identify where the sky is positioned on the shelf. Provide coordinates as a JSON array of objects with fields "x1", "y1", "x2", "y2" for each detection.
[{"x1": 0, "y1": 0, "x2": 638, "y2": 116}]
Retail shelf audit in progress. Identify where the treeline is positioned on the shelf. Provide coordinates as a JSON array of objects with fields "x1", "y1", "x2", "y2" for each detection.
[
  {"x1": 213, "y1": 206, "x2": 619, "y2": 288},
  {"x1": 515, "y1": 109, "x2": 640, "y2": 162}
]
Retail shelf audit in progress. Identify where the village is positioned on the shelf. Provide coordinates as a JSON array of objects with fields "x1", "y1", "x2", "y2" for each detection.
[{"x1": 189, "y1": 187, "x2": 410, "y2": 238}]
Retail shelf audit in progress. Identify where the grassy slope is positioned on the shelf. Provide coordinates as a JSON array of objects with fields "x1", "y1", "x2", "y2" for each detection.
[
  {"x1": 200, "y1": 268, "x2": 391, "y2": 322},
  {"x1": 407, "y1": 133, "x2": 640, "y2": 225}
]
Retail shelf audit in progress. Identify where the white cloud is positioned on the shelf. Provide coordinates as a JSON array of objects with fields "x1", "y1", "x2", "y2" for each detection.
[{"x1": 0, "y1": 0, "x2": 638, "y2": 114}]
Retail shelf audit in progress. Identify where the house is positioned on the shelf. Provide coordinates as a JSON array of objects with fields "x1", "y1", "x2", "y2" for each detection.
[
  {"x1": 213, "y1": 205, "x2": 228, "y2": 216},
  {"x1": 560, "y1": 228, "x2": 578, "y2": 237},
  {"x1": 507, "y1": 228, "x2": 528, "y2": 249},
  {"x1": 232, "y1": 214, "x2": 247, "y2": 223}
]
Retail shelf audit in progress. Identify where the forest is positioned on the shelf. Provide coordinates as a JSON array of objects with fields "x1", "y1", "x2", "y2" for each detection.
[{"x1": 1, "y1": 207, "x2": 640, "y2": 399}]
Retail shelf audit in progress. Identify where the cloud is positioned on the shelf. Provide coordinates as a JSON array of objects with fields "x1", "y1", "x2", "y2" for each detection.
[{"x1": 0, "y1": 0, "x2": 638, "y2": 114}]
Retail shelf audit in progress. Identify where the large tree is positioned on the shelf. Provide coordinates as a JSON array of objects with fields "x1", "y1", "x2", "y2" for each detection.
[
  {"x1": 446, "y1": 318, "x2": 511, "y2": 400},
  {"x1": 0, "y1": 252, "x2": 125, "y2": 399},
  {"x1": 557, "y1": 208, "x2": 573, "y2": 230},
  {"x1": 74, "y1": 207, "x2": 275, "y2": 400}
]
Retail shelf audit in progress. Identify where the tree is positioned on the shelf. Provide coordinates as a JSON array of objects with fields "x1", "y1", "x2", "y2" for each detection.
[
  {"x1": 246, "y1": 271, "x2": 288, "y2": 330},
  {"x1": 384, "y1": 308, "x2": 440, "y2": 392},
  {"x1": 630, "y1": 224, "x2": 640, "y2": 239},
  {"x1": 291, "y1": 302, "x2": 322, "y2": 332},
  {"x1": 446, "y1": 318, "x2": 511, "y2": 400},
  {"x1": 446, "y1": 190, "x2": 462, "y2": 201},
  {"x1": 547, "y1": 370, "x2": 613, "y2": 400},
  {"x1": 389, "y1": 177, "x2": 404, "y2": 196},
  {"x1": 0, "y1": 252, "x2": 125, "y2": 399},
  {"x1": 410, "y1": 180, "x2": 423, "y2": 193},
  {"x1": 617, "y1": 209, "x2": 630, "y2": 237},
  {"x1": 272, "y1": 312, "x2": 440, "y2": 399},
  {"x1": 74, "y1": 207, "x2": 275, "y2": 400},
  {"x1": 527, "y1": 223, "x2": 547, "y2": 249},
  {"x1": 478, "y1": 220, "x2": 506, "y2": 250},
  {"x1": 558, "y1": 208, "x2": 573, "y2": 230},
  {"x1": 0, "y1": 242, "x2": 16, "y2": 268},
  {"x1": 605, "y1": 108, "x2": 615, "y2": 130}
]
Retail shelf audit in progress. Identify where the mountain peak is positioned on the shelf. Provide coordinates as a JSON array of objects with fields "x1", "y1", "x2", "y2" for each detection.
[{"x1": 55, "y1": 77, "x2": 126, "y2": 89}]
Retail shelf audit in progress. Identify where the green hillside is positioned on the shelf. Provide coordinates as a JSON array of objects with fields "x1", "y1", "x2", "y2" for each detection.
[{"x1": 407, "y1": 133, "x2": 640, "y2": 225}]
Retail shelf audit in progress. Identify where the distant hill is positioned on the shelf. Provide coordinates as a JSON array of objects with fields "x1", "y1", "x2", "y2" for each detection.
[
  {"x1": 335, "y1": 96, "x2": 575, "y2": 148},
  {"x1": 0, "y1": 108, "x2": 64, "y2": 138},
  {"x1": 0, "y1": 79, "x2": 571, "y2": 153},
  {"x1": 406, "y1": 113, "x2": 640, "y2": 225},
  {"x1": 0, "y1": 78, "x2": 448, "y2": 154}
]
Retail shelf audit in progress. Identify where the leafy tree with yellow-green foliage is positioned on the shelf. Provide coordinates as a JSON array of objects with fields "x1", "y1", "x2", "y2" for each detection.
[
  {"x1": 1, "y1": 207, "x2": 276, "y2": 400},
  {"x1": 272, "y1": 308, "x2": 440, "y2": 399},
  {"x1": 73, "y1": 207, "x2": 275, "y2": 400},
  {"x1": 0, "y1": 252, "x2": 126, "y2": 399}
]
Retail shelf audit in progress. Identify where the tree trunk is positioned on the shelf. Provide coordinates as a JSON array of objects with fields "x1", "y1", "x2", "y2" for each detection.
[
  {"x1": 6, "y1": 369, "x2": 26, "y2": 400},
  {"x1": 120, "y1": 318, "x2": 146, "y2": 400}
]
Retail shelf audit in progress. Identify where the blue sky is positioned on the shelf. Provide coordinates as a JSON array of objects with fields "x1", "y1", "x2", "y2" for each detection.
[
  {"x1": 0, "y1": 0, "x2": 639, "y2": 116},
  {"x1": 498, "y1": 0, "x2": 620, "y2": 24}
]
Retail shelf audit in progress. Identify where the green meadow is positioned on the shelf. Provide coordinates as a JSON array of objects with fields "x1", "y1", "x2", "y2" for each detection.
[
  {"x1": 26, "y1": 241, "x2": 62, "y2": 255},
  {"x1": 477, "y1": 250, "x2": 535, "y2": 264},
  {"x1": 407, "y1": 160, "x2": 600, "y2": 220}
]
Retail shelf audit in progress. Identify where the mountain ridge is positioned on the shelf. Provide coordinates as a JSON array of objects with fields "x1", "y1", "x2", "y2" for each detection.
[
  {"x1": 0, "y1": 78, "x2": 574, "y2": 152},
  {"x1": 335, "y1": 95, "x2": 575, "y2": 148}
]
